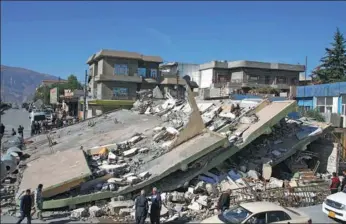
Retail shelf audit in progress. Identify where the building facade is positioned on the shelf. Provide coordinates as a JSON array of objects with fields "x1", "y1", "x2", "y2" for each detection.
[
  {"x1": 40, "y1": 79, "x2": 67, "y2": 88},
  {"x1": 296, "y1": 82, "x2": 346, "y2": 128},
  {"x1": 87, "y1": 50, "x2": 163, "y2": 100},
  {"x1": 198, "y1": 60, "x2": 305, "y2": 92}
]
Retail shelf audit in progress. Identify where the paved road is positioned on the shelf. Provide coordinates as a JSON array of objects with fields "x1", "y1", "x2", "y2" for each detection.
[
  {"x1": 1, "y1": 108, "x2": 31, "y2": 139},
  {"x1": 300, "y1": 204, "x2": 338, "y2": 223}
]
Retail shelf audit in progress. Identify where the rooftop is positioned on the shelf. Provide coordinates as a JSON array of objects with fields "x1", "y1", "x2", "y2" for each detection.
[
  {"x1": 200, "y1": 60, "x2": 305, "y2": 72},
  {"x1": 87, "y1": 49, "x2": 163, "y2": 64}
]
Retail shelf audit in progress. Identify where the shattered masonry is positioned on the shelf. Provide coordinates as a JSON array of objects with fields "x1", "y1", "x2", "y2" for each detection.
[{"x1": 1, "y1": 84, "x2": 335, "y2": 222}]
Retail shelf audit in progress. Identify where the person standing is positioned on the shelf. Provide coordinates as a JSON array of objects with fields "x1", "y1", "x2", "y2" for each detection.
[
  {"x1": 135, "y1": 189, "x2": 149, "y2": 224},
  {"x1": 18, "y1": 125, "x2": 24, "y2": 138},
  {"x1": 150, "y1": 187, "x2": 162, "y2": 224},
  {"x1": 12, "y1": 128, "x2": 17, "y2": 136},
  {"x1": 330, "y1": 172, "x2": 341, "y2": 194},
  {"x1": 0, "y1": 123, "x2": 5, "y2": 140},
  {"x1": 341, "y1": 170, "x2": 346, "y2": 191},
  {"x1": 218, "y1": 189, "x2": 231, "y2": 212},
  {"x1": 30, "y1": 121, "x2": 35, "y2": 136},
  {"x1": 17, "y1": 189, "x2": 32, "y2": 224},
  {"x1": 34, "y1": 184, "x2": 44, "y2": 220}
]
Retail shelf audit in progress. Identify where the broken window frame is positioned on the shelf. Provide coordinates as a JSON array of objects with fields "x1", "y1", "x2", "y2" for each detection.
[{"x1": 316, "y1": 97, "x2": 333, "y2": 114}]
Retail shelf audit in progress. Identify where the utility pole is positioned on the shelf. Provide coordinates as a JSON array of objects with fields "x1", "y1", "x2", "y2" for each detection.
[
  {"x1": 305, "y1": 56, "x2": 308, "y2": 81},
  {"x1": 83, "y1": 70, "x2": 88, "y2": 120}
]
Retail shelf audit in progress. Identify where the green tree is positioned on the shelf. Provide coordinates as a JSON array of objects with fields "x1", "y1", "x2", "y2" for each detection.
[
  {"x1": 66, "y1": 74, "x2": 82, "y2": 90},
  {"x1": 313, "y1": 28, "x2": 346, "y2": 83}
]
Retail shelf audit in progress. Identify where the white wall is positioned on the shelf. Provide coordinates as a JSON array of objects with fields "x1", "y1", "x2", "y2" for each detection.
[
  {"x1": 200, "y1": 69, "x2": 213, "y2": 88},
  {"x1": 333, "y1": 97, "x2": 339, "y2": 113}
]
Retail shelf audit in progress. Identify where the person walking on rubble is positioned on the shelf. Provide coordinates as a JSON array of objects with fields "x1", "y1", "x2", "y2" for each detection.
[
  {"x1": 330, "y1": 172, "x2": 340, "y2": 194},
  {"x1": 17, "y1": 189, "x2": 33, "y2": 224},
  {"x1": 135, "y1": 189, "x2": 149, "y2": 224},
  {"x1": 218, "y1": 189, "x2": 231, "y2": 212},
  {"x1": 33, "y1": 184, "x2": 44, "y2": 220},
  {"x1": 150, "y1": 187, "x2": 162, "y2": 224}
]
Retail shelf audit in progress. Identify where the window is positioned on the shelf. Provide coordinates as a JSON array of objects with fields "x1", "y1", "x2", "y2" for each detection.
[
  {"x1": 342, "y1": 95, "x2": 346, "y2": 116},
  {"x1": 150, "y1": 69, "x2": 158, "y2": 78},
  {"x1": 248, "y1": 75, "x2": 259, "y2": 81},
  {"x1": 113, "y1": 87, "x2": 129, "y2": 99},
  {"x1": 137, "y1": 68, "x2": 146, "y2": 77},
  {"x1": 316, "y1": 97, "x2": 333, "y2": 113},
  {"x1": 245, "y1": 212, "x2": 265, "y2": 224},
  {"x1": 277, "y1": 77, "x2": 287, "y2": 84},
  {"x1": 223, "y1": 206, "x2": 252, "y2": 223},
  {"x1": 266, "y1": 211, "x2": 291, "y2": 223},
  {"x1": 114, "y1": 64, "x2": 128, "y2": 75}
]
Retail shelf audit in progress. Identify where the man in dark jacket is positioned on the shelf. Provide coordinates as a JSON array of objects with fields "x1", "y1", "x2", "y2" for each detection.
[
  {"x1": 341, "y1": 170, "x2": 346, "y2": 191},
  {"x1": 135, "y1": 189, "x2": 149, "y2": 224},
  {"x1": 30, "y1": 122, "x2": 35, "y2": 136},
  {"x1": 330, "y1": 172, "x2": 341, "y2": 194},
  {"x1": 150, "y1": 187, "x2": 162, "y2": 224},
  {"x1": 218, "y1": 189, "x2": 231, "y2": 212},
  {"x1": 0, "y1": 123, "x2": 5, "y2": 142},
  {"x1": 17, "y1": 189, "x2": 32, "y2": 224}
]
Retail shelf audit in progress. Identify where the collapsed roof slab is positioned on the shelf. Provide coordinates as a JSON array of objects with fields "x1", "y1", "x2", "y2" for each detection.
[
  {"x1": 154, "y1": 100, "x2": 298, "y2": 191},
  {"x1": 18, "y1": 150, "x2": 92, "y2": 198},
  {"x1": 271, "y1": 121, "x2": 332, "y2": 167},
  {"x1": 114, "y1": 130, "x2": 228, "y2": 196}
]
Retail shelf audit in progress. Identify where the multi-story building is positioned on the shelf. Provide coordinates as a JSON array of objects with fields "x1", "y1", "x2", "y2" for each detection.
[
  {"x1": 40, "y1": 79, "x2": 67, "y2": 88},
  {"x1": 87, "y1": 49, "x2": 163, "y2": 100},
  {"x1": 198, "y1": 60, "x2": 305, "y2": 93}
]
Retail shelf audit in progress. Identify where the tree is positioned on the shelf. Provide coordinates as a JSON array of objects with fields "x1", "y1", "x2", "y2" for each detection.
[
  {"x1": 66, "y1": 74, "x2": 82, "y2": 90},
  {"x1": 312, "y1": 28, "x2": 346, "y2": 83}
]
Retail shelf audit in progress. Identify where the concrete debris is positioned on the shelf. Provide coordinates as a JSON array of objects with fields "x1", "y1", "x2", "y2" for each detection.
[
  {"x1": 70, "y1": 208, "x2": 89, "y2": 220},
  {"x1": 88, "y1": 206, "x2": 103, "y2": 218},
  {"x1": 6, "y1": 86, "x2": 334, "y2": 224}
]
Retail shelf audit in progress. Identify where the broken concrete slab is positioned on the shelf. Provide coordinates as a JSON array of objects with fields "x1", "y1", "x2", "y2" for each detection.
[
  {"x1": 17, "y1": 150, "x2": 92, "y2": 198},
  {"x1": 89, "y1": 205, "x2": 103, "y2": 217},
  {"x1": 70, "y1": 208, "x2": 88, "y2": 220},
  {"x1": 108, "y1": 200, "x2": 134, "y2": 215},
  {"x1": 123, "y1": 148, "x2": 139, "y2": 157}
]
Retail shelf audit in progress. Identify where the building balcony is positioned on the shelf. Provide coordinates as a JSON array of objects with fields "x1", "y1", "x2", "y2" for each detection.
[
  {"x1": 95, "y1": 73, "x2": 143, "y2": 83},
  {"x1": 213, "y1": 80, "x2": 291, "y2": 90}
]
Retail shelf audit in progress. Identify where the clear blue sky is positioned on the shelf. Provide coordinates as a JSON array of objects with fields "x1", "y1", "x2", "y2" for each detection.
[{"x1": 1, "y1": 1, "x2": 345, "y2": 82}]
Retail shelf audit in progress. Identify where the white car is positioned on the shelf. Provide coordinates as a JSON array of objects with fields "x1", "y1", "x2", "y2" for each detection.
[
  {"x1": 322, "y1": 191, "x2": 346, "y2": 222},
  {"x1": 201, "y1": 202, "x2": 312, "y2": 224}
]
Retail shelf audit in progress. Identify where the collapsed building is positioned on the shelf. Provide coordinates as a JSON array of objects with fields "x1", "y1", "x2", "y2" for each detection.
[{"x1": 1, "y1": 84, "x2": 335, "y2": 222}]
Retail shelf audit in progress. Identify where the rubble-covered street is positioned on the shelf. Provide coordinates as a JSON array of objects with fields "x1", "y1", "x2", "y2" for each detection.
[{"x1": 0, "y1": 86, "x2": 336, "y2": 223}]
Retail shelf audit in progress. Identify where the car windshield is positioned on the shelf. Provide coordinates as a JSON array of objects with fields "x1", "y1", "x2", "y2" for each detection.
[{"x1": 222, "y1": 205, "x2": 252, "y2": 223}]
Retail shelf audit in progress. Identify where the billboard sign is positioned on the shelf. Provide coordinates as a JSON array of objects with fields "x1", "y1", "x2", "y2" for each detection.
[{"x1": 50, "y1": 87, "x2": 58, "y2": 104}]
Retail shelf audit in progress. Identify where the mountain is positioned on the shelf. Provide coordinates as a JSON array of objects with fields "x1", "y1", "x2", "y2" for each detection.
[{"x1": 1, "y1": 65, "x2": 58, "y2": 103}]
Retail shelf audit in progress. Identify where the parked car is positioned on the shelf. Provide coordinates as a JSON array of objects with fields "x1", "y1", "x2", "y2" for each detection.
[
  {"x1": 322, "y1": 190, "x2": 346, "y2": 222},
  {"x1": 201, "y1": 202, "x2": 312, "y2": 224}
]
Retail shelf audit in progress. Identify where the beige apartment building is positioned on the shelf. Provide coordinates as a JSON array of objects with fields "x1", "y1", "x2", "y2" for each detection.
[
  {"x1": 87, "y1": 50, "x2": 163, "y2": 100},
  {"x1": 198, "y1": 60, "x2": 305, "y2": 92}
]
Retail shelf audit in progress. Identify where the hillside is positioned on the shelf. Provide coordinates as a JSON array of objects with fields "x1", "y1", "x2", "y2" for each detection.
[{"x1": 1, "y1": 65, "x2": 58, "y2": 103}]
